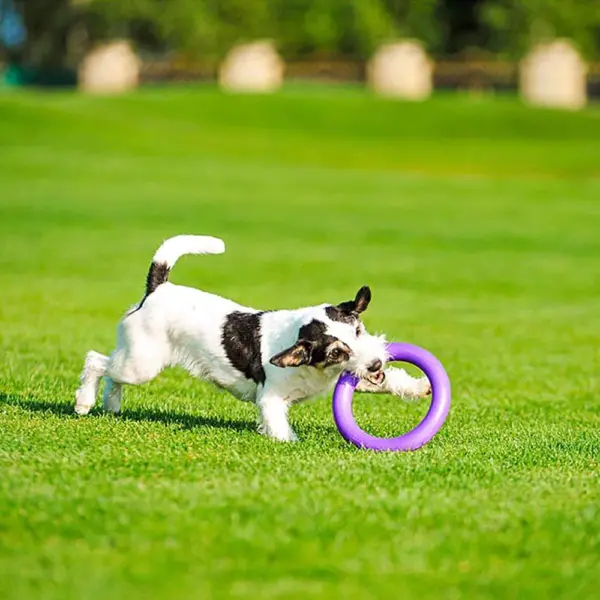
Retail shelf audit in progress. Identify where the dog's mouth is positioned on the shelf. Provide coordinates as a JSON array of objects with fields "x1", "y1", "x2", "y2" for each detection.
[{"x1": 366, "y1": 370, "x2": 386, "y2": 386}]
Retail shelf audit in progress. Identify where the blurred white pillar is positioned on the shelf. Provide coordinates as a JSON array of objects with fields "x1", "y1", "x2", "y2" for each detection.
[
  {"x1": 78, "y1": 40, "x2": 140, "y2": 95},
  {"x1": 219, "y1": 41, "x2": 284, "y2": 94},
  {"x1": 520, "y1": 39, "x2": 587, "y2": 110},
  {"x1": 367, "y1": 41, "x2": 433, "y2": 101}
]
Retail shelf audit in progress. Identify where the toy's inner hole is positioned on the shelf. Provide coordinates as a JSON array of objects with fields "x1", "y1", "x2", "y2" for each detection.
[{"x1": 351, "y1": 361, "x2": 430, "y2": 438}]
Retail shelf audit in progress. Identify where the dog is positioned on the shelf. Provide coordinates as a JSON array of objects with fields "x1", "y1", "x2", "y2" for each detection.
[{"x1": 75, "y1": 235, "x2": 431, "y2": 441}]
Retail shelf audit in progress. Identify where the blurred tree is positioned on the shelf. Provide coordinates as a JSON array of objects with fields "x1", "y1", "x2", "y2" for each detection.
[
  {"x1": 0, "y1": 0, "x2": 92, "y2": 84},
  {"x1": 6, "y1": 0, "x2": 598, "y2": 74},
  {"x1": 1, "y1": 0, "x2": 75, "y2": 68},
  {"x1": 442, "y1": 0, "x2": 486, "y2": 55},
  {"x1": 1, "y1": 0, "x2": 445, "y2": 77},
  {"x1": 480, "y1": 0, "x2": 600, "y2": 58},
  {"x1": 272, "y1": 0, "x2": 399, "y2": 59},
  {"x1": 86, "y1": 0, "x2": 443, "y2": 60},
  {"x1": 382, "y1": 0, "x2": 445, "y2": 51}
]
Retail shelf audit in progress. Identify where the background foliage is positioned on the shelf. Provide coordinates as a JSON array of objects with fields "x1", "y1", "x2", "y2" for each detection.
[
  {"x1": 85, "y1": 0, "x2": 444, "y2": 60},
  {"x1": 2, "y1": 0, "x2": 443, "y2": 67},
  {"x1": 1, "y1": 1, "x2": 598, "y2": 75},
  {"x1": 480, "y1": 0, "x2": 600, "y2": 59}
]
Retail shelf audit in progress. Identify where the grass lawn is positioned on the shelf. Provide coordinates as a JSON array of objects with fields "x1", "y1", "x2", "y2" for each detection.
[{"x1": 0, "y1": 86, "x2": 599, "y2": 600}]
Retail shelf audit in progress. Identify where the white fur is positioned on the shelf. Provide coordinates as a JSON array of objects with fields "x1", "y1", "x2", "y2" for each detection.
[
  {"x1": 152, "y1": 235, "x2": 225, "y2": 267},
  {"x1": 75, "y1": 235, "x2": 430, "y2": 441}
]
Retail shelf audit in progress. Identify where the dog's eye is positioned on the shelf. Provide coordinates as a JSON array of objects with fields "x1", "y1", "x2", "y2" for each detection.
[
  {"x1": 329, "y1": 348, "x2": 343, "y2": 360},
  {"x1": 355, "y1": 325, "x2": 361, "y2": 336}
]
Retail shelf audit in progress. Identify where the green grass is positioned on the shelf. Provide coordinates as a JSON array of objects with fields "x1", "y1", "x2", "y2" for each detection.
[{"x1": 0, "y1": 86, "x2": 599, "y2": 600}]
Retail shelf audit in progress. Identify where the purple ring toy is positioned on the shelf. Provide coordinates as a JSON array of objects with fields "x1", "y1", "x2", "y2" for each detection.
[{"x1": 332, "y1": 342, "x2": 451, "y2": 451}]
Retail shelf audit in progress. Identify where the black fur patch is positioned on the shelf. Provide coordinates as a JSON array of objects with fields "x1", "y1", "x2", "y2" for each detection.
[
  {"x1": 127, "y1": 261, "x2": 171, "y2": 315},
  {"x1": 222, "y1": 312, "x2": 266, "y2": 385},
  {"x1": 270, "y1": 319, "x2": 353, "y2": 369},
  {"x1": 298, "y1": 320, "x2": 348, "y2": 366},
  {"x1": 325, "y1": 305, "x2": 357, "y2": 325},
  {"x1": 298, "y1": 319, "x2": 330, "y2": 345},
  {"x1": 146, "y1": 261, "x2": 171, "y2": 296}
]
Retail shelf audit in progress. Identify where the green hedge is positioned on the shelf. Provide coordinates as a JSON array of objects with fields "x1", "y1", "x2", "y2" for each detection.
[
  {"x1": 87, "y1": 0, "x2": 443, "y2": 60},
  {"x1": 480, "y1": 0, "x2": 600, "y2": 59},
  {"x1": 5, "y1": 0, "x2": 599, "y2": 73}
]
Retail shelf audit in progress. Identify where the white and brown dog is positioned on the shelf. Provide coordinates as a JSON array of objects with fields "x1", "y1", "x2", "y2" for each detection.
[{"x1": 75, "y1": 235, "x2": 430, "y2": 441}]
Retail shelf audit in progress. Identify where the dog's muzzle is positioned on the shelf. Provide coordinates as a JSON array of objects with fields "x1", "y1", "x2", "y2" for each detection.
[
  {"x1": 365, "y1": 359, "x2": 385, "y2": 385},
  {"x1": 366, "y1": 370, "x2": 386, "y2": 385}
]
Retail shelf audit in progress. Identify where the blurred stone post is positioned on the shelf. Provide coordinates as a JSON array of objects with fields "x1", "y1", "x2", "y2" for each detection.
[
  {"x1": 520, "y1": 39, "x2": 587, "y2": 110},
  {"x1": 78, "y1": 40, "x2": 140, "y2": 95},
  {"x1": 219, "y1": 41, "x2": 284, "y2": 93},
  {"x1": 367, "y1": 41, "x2": 433, "y2": 101}
]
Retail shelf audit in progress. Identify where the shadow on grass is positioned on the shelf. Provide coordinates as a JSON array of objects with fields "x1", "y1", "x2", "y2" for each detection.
[{"x1": 0, "y1": 392, "x2": 254, "y2": 434}]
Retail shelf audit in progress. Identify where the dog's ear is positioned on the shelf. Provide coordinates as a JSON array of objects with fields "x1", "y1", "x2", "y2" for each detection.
[
  {"x1": 269, "y1": 340, "x2": 312, "y2": 368},
  {"x1": 338, "y1": 286, "x2": 371, "y2": 314},
  {"x1": 353, "y1": 286, "x2": 371, "y2": 313}
]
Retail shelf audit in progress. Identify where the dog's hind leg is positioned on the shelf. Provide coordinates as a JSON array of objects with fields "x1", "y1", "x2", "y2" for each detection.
[
  {"x1": 75, "y1": 350, "x2": 109, "y2": 415},
  {"x1": 102, "y1": 377, "x2": 123, "y2": 414},
  {"x1": 100, "y1": 340, "x2": 167, "y2": 414}
]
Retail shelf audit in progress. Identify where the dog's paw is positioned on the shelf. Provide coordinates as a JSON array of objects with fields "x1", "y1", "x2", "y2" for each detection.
[
  {"x1": 74, "y1": 389, "x2": 94, "y2": 415},
  {"x1": 400, "y1": 377, "x2": 432, "y2": 400},
  {"x1": 270, "y1": 431, "x2": 299, "y2": 443},
  {"x1": 74, "y1": 402, "x2": 93, "y2": 416},
  {"x1": 258, "y1": 424, "x2": 298, "y2": 442},
  {"x1": 417, "y1": 377, "x2": 432, "y2": 398}
]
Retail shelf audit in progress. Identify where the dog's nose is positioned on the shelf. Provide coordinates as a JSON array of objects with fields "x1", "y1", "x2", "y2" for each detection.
[{"x1": 367, "y1": 359, "x2": 383, "y2": 373}]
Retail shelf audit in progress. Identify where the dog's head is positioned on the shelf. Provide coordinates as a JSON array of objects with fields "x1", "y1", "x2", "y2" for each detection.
[{"x1": 269, "y1": 286, "x2": 388, "y2": 385}]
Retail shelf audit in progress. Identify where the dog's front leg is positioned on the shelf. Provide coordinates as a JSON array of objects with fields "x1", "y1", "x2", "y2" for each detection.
[
  {"x1": 256, "y1": 388, "x2": 297, "y2": 442},
  {"x1": 356, "y1": 366, "x2": 431, "y2": 400}
]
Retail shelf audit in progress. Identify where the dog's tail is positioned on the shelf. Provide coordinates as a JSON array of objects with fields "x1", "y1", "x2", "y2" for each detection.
[{"x1": 145, "y1": 235, "x2": 225, "y2": 296}]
